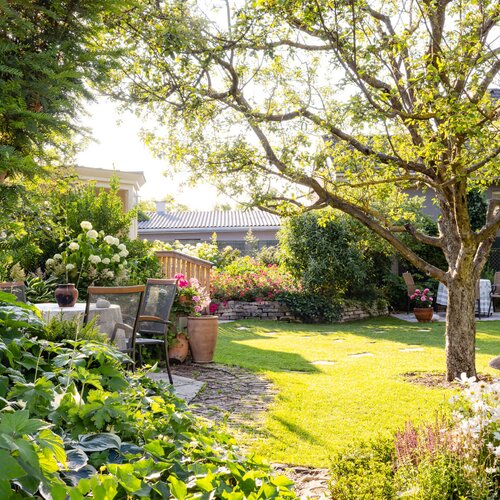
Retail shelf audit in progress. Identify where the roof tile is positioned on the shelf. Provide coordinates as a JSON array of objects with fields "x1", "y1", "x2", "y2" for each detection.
[{"x1": 138, "y1": 209, "x2": 281, "y2": 231}]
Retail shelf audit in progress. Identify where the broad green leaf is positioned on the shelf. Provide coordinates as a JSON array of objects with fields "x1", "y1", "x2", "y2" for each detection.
[{"x1": 0, "y1": 450, "x2": 26, "y2": 480}]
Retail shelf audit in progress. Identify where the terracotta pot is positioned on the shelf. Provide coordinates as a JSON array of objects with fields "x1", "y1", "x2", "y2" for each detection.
[
  {"x1": 54, "y1": 284, "x2": 79, "y2": 308},
  {"x1": 413, "y1": 307, "x2": 433, "y2": 322},
  {"x1": 168, "y1": 333, "x2": 189, "y2": 364},
  {"x1": 187, "y1": 316, "x2": 218, "y2": 363}
]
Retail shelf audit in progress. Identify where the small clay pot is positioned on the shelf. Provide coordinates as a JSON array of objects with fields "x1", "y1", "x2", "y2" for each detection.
[
  {"x1": 168, "y1": 333, "x2": 189, "y2": 364},
  {"x1": 55, "y1": 283, "x2": 79, "y2": 308}
]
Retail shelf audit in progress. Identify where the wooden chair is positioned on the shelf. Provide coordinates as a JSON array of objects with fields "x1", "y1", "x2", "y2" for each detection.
[
  {"x1": 0, "y1": 281, "x2": 27, "y2": 302},
  {"x1": 84, "y1": 285, "x2": 145, "y2": 368},
  {"x1": 402, "y1": 272, "x2": 417, "y2": 314},
  {"x1": 488, "y1": 272, "x2": 500, "y2": 316},
  {"x1": 136, "y1": 279, "x2": 178, "y2": 385}
]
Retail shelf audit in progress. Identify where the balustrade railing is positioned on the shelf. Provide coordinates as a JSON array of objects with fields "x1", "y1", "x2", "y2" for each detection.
[{"x1": 155, "y1": 250, "x2": 213, "y2": 291}]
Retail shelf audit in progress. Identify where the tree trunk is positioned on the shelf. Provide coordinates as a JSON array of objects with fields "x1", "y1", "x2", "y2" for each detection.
[{"x1": 445, "y1": 278, "x2": 477, "y2": 381}]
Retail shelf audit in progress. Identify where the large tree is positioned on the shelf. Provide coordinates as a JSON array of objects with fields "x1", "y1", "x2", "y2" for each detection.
[
  {"x1": 0, "y1": 0, "x2": 127, "y2": 214},
  {"x1": 111, "y1": 0, "x2": 500, "y2": 380}
]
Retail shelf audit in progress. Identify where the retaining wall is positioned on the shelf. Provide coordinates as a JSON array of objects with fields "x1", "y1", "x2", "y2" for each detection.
[{"x1": 215, "y1": 299, "x2": 388, "y2": 323}]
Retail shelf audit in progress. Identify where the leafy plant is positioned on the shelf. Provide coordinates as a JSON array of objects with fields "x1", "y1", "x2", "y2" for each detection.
[
  {"x1": 277, "y1": 291, "x2": 342, "y2": 323},
  {"x1": 0, "y1": 296, "x2": 297, "y2": 498},
  {"x1": 25, "y1": 274, "x2": 59, "y2": 303},
  {"x1": 38, "y1": 316, "x2": 107, "y2": 343}
]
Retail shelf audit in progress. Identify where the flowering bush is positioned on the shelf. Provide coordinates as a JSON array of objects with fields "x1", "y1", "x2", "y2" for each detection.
[
  {"x1": 210, "y1": 257, "x2": 299, "y2": 303},
  {"x1": 45, "y1": 221, "x2": 129, "y2": 294},
  {"x1": 411, "y1": 287, "x2": 434, "y2": 308},
  {"x1": 173, "y1": 273, "x2": 211, "y2": 316},
  {"x1": 330, "y1": 373, "x2": 500, "y2": 498}
]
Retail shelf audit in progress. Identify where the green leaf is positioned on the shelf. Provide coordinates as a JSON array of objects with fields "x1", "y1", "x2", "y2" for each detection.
[
  {"x1": 168, "y1": 475, "x2": 188, "y2": 499},
  {"x1": 0, "y1": 450, "x2": 26, "y2": 480},
  {"x1": 77, "y1": 433, "x2": 121, "y2": 452}
]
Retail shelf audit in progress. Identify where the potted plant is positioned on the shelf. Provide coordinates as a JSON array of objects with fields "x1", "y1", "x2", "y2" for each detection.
[
  {"x1": 410, "y1": 288, "x2": 435, "y2": 322},
  {"x1": 173, "y1": 273, "x2": 217, "y2": 363}
]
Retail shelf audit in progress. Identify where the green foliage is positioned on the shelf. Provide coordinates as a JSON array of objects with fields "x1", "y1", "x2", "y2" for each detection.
[
  {"x1": 0, "y1": 291, "x2": 44, "y2": 337},
  {"x1": 125, "y1": 239, "x2": 162, "y2": 284},
  {"x1": 468, "y1": 189, "x2": 488, "y2": 232},
  {"x1": 279, "y1": 212, "x2": 376, "y2": 301},
  {"x1": 277, "y1": 291, "x2": 341, "y2": 323},
  {"x1": 25, "y1": 274, "x2": 59, "y2": 303},
  {"x1": 330, "y1": 439, "x2": 396, "y2": 499},
  {"x1": 0, "y1": 0, "x2": 127, "y2": 219},
  {"x1": 64, "y1": 176, "x2": 135, "y2": 239},
  {"x1": 38, "y1": 316, "x2": 106, "y2": 343},
  {"x1": 0, "y1": 297, "x2": 296, "y2": 498}
]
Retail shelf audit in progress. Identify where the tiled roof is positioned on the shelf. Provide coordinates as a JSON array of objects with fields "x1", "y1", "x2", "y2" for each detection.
[{"x1": 138, "y1": 210, "x2": 281, "y2": 231}]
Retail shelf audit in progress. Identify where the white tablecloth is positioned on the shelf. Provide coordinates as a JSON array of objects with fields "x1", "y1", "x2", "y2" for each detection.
[
  {"x1": 35, "y1": 303, "x2": 122, "y2": 336},
  {"x1": 436, "y1": 279, "x2": 491, "y2": 316}
]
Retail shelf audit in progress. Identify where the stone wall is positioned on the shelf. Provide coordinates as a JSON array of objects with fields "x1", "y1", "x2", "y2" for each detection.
[{"x1": 215, "y1": 299, "x2": 388, "y2": 323}]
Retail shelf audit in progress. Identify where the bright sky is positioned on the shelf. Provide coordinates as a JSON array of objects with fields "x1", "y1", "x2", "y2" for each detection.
[{"x1": 76, "y1": 98, "x2": 229, "y2": 210}]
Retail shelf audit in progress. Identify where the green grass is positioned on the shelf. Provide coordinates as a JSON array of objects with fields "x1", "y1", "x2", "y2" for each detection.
[{"x1": 213, "y1": 317, "x2": 500, "y2": 467}]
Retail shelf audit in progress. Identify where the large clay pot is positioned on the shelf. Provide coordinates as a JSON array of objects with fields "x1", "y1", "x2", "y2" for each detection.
[
  {"x1": 187, "y1": 316, "x2": 218, "y2": 363},
  {"x1": 168, "y1": 333, "x2": 189, "y2": 364},
  {"x1": 413, "y1": 307, "x2": 433, "y2": 322},
  {"x1": 55, "y1": 283, "x2": 78, "y2": 308}
]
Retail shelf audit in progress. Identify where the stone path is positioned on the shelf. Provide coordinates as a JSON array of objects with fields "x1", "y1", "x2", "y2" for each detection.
[{"x1": 167, "y1": 363, "x2": 330, "y2": 499}]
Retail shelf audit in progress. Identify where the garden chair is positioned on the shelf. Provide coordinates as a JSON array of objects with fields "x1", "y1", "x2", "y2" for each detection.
[
  {"x1": 84, "y1": 285, "x2": 145, "y2": 369},
  {"x1": 135, "y1": 278, "x2": 178, "y2": 385},
  {"x1": 475, "y1": 280, "x2": 484, "y2": 319},
  {"x1": 0, "y1": 281, "x2": 27, "y2": 302},
  {"x1": 488, "y1": 272, "x2": 500, "y2": 316},
  {"x1": 402, "y1": 272, "x2": 417, "y2": 314}
]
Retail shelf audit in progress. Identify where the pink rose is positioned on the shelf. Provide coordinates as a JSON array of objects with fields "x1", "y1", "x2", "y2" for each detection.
[
  {"x1": 415, "y1": 289, "x2": 420, "y2": 293},
  {"x1": 410, "y1": 294, "x2": 416, "y2": 300},
  {"x1": 421, "y1": 296, "x2": 427, "y2": 302},
  {"x1": 424, "y1": 288, "x2": 429, "y2": 294}
]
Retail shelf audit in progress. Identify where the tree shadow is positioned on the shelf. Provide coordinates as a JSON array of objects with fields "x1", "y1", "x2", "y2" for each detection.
[
  {"x1": 215, "y1": 322, "x2": 321, "y2": 373},
  {"x1": 270, "y1": 415, "x2": 326, "y2": 447}
]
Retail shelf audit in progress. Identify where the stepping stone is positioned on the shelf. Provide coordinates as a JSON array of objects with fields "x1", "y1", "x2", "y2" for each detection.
[
  {"x1": 310, "y1": 360, "x2": 335, "y2": 366},
  {"x1": 236, "y1": 326, "x2": 249, "y2": 330},
  {"x1": 400, "y1": 348, "x2": 424, "y2": 352},
  {"x1": 349, "y1": 352, "x2": 374, "y2": 358},
  {"x1": 417, "y1": 329, "x2": 430, "y2": 332}
]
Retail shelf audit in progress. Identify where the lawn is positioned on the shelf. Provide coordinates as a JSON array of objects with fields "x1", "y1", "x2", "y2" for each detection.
[{"x1": 214, "y1": 317, "x2": 500, "y2": 468}]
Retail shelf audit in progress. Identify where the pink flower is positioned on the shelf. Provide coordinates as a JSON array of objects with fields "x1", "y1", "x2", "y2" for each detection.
[
  {"x1": 415, "y1": 289, "x2": 421, "y2": 294},
  {"x1": 421, "y1": 296, "x2": 427, "y2": 302},
  {"x1": 209, "y1": 303, "x2": 219, "y2": 314},
  {"x1": 192, "y1": 295, "x2": 200, "y2": 302},
  {"x1": 410, "y1": 294, "x2": 416, "y2": 300},
  {"x1": 194, "y1": 305, "x2": 202, "y2": 313},
  {"x1": 424, "y1": 288, "x2": 429, "y2": 294},
  {"x1": 178, "y1": 278, "x2": 189, "y2": 288},
  {"x1": 174, "y1": 273, "x2": 185, "y2": 280}
]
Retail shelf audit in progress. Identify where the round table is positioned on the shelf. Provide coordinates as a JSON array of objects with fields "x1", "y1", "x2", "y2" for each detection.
[
  {"x1": 436, "y1": 279, "x2": 491, "y2": 317},
  {"x1": 35, "y1": 303, "x2": 123, "y2": 336}
]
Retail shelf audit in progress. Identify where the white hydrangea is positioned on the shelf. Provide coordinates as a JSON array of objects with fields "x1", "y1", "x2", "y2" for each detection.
[
  {"x1": 106, "y1": 270, "x2": 114, "y2": 279},
  {"x1": 89, "y1": 255, "x2": 101, "y2": 264},
  {"x1": 119, "y1": 250, "x2": 129, "y2": 258},
  {"x1": 102, "y1": 258, "x2": 110, "y2": 265},
  {"x1": 118, "y1": 243, "x2": 126, "y2": 251},
  {"x1": 80, "y1": 221, "x2": 92, "y2": 230},
  {"x1": 111, "y1": 254, "x2": 121, "y2": 262},
  {"x1": 104, "y1": 235, "x2": 115, "y2": 245},
  {"x1": 113, "y1": 237, "x2": 120, "y2": 246},
  {"x1": 66, "y1": 264, "x2": 75, "y2": 271},
  {"x1": 46, "y1": 258, "x2": 55, "y2": 266},
  {"x1": 54, "y1": 253, "x2": 62, "y2": 260},
  {"x1": 69, "y1": 242, "x2": 79, "y2": 251},
  {"x1": 87, "y1": 230, "x2": 98, "y2": 240}
]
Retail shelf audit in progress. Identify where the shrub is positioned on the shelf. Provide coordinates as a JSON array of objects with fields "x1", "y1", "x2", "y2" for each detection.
[
  {"x1": 277, "y1": 291, "x2": 342, "y2": 323},
  {"x1": 329, "y1": 375, "x2": 500, "y2": 499},
  {"x1": 38, "y1": 316, "x2": 107, "y2": 343},
  {"x1": 211, "y1": 257, "x2": 298, "y2": 302},
  {"x1": 125, "y1": 238, "x2": 162, "y2": 284},
  {"x1": 279, "y1": 212, "x2": 376, "y2": 301}
]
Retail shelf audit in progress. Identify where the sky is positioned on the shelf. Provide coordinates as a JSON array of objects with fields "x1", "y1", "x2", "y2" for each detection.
[{"x1": 76, "y1": 98, "x2": 229, "y2": 210}]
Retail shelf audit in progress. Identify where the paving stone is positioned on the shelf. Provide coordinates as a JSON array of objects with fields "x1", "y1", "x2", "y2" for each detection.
[{"x1": 169, "y1": 363, "x2": 330, "y2": 498}]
